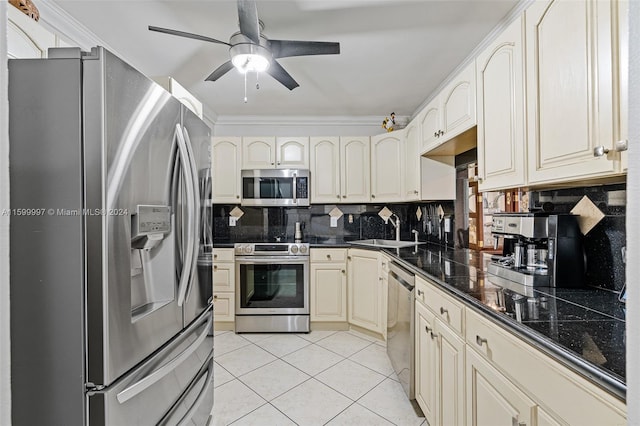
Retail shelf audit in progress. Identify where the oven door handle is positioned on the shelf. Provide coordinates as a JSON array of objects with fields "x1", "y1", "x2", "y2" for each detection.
[{"x1": 235, "y1": 256, "x2": 309, "y2": 264}]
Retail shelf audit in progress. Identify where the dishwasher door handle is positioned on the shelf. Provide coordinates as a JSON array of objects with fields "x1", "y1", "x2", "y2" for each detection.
[{"x1": 388, "y1": 262, "x2": 415, "y2": 291}]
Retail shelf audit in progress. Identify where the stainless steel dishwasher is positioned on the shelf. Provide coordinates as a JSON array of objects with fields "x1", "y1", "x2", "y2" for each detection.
[{"x1": 387, "y1": 261, "x2": 416, "y2": 400}]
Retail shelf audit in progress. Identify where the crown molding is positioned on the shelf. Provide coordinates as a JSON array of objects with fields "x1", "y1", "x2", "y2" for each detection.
[
  {"x1": 36, "y1": 0, "x2": 124, "y2": 60},
  {"x1": 411, "y1": 0, "x2": 535, "y2": 120},
  {"x1": 213, "y1": 115, "x2": 407, "y2": 127}
]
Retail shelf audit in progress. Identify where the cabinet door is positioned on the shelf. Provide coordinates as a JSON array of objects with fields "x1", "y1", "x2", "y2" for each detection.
[
  {"x1": 466, "y1": 347, "x2": 534, "y2": 426},
  {"x1": 526, "y1": 0, "x2": 618, "y2": 184},
  {"x1": 476, "y1": 17, "x2": 527, "y2": 191},
  {"x1": 310, "y1": 137, "x2": 341, "y2": 203},
  {"x1": 340, "y1": 137, "x2": 371, "y2": 203},
  {"x1": 8, "y1": 6, "x2": 57, "y2": 59},
  {"x1": 213, "y1": 293, "x2": 234, "y2": 322},
  {"x1": 420, "y1": 100, "x2": 442, "y2": 152},
  {"x1": 370, "y1": 133, "x2": 404, "y2": 202},
  {"x1": 347, "y1": 249, "x2": 382, "y2": 333},
  {"x1": 618, "y1": 0, "x2": 628, "y2": 173},
  {"x1": 415, "y1": 302, "x2": 438, "y2": 425},
  {"x1": 441, "y1": 61, "x2": 476, "y2": 140},
  {"x1": 276, "y1": 137, "x2": 309, "y2": 169},
  {"x1": 310, "y1": 263, "x2": 347, "y2": 322},
  {"x1": 213, "y1": 262, "x2": 234, "y2": 293},
  {"x1": 242, "y1": 137, "x2": 276, "y2": 169},
  {"x1": 211, "y1": 137, "x2": 242, "y2": 203},
  {"x1": 435, "y1": 319, "x2": 465, "y2": 426},
  {"x1": 404, "y1": 122, "x2": 421, "y2": 201}
]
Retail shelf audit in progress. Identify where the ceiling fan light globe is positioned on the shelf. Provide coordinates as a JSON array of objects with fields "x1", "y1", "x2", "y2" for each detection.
[{"x1": 232, "y1": 53, "x2": 270, "y2": 73}]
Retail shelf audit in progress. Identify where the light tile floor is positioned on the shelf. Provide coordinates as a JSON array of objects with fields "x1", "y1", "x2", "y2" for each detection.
[{"x1": 212, "y1": 330, "x2": 426, "y2": 426}]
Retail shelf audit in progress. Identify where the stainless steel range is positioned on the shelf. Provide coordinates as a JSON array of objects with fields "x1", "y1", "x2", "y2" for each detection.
[{"x1": 235, "y1": 242, "x2": 310, "y2": 332}]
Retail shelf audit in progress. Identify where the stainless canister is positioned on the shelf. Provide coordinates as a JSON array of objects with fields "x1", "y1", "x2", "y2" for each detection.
[
  {"x1": 527, "y1": 244, "x2": 537, "y2": 266},
  {"x1": 514, "y1": 243, "x2": 525, "y2": 268}
]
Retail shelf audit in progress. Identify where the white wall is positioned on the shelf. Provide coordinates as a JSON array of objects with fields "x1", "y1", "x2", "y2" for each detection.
[
  {"x1": 1, "y1": 2, "x2": 11, "y2": 424},
  {"x1": 627, "y1": 1, "x2": 639, "y2": 423}
]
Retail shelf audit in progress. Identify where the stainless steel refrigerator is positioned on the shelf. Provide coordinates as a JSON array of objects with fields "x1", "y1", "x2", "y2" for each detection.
[{"x1": 9, "y1": 47, "x2": 214, "y2": 425}]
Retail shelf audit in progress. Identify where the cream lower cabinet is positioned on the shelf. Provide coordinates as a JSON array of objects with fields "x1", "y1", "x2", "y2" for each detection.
[
  {"x1": 347, "y1": 249, "x2": 383, "y2": 334},
  {"x1": 310, "y1": 248, "x2": 347, "y2": 322},
  {"x1": 415, "y1": 277, "x2": 465, "y2": 426},
  {"x1": 213, "y1": 248, "x2": 235, "y2": 324},
  {"x1": 466, "y1": 347, "x2": 535, "y2": 426}
]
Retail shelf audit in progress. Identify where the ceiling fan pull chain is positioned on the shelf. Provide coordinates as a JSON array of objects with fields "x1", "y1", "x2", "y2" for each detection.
[
  {"x1": 244, "y1": 71, "x2": 248, "y2": 103},
  {"x1": 256, "y1": 71, "x2": 260, "y2": 90}
]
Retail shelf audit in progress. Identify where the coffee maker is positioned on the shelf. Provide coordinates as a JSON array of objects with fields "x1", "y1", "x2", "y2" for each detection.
[{"x1": 488, "y1": 213, "x2": 584, "y2": 288}]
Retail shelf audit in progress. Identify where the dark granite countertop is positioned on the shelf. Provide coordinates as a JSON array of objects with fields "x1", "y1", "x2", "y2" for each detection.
[
  {"x1": 213, "y1": 238, "x2": 625, "y2": 399},
  {"x1": 380, "y1": 243, "x2": 626, "y2": 400}
]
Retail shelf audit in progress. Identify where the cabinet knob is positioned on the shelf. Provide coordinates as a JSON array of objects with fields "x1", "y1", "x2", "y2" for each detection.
[
  {"x1": 476, "y1": 335, "x2": 488, "y2": 347},
  {"x1": 236, "y1": 195, "x2": 240, "y2": 199},
  {"x1": 430, "y1": 331, "x2": 437, "y2": 340},
  {"x1": 337, "y1": 195, "x2": 340, "y2": 199},
  {"x1": 425, "y1": 325, "x2": 432, "y2": 333},
  {"x1": 326, "y1": 254, "x2": 332, "y2": 259},
  {"x1": 213, "y1": 295, "x2": 218, "y2": 300},
  {"x1": 341, "y1": 269, "x2": 346, "y2": 274},
  {"x1": 347, "y1": 256, "x2": 352, "y2": 261},
  {"x1": 214, "y1": 254, "x2": 218, "y2": 259},
  {"x1": 417, "y1": 289, "x2": 423, "y2": 296},
  {"x1": 593, "y1": 146, "x2": 610, "y2": 157},
  {"x1": 277, "y1": 161, "x2": 281, "y2": 165},
  {"x1": 438, "y1": 130, "x2": 444, "y2": 136},
  {"x1": 434, "y1": 132, "x2": 438, "y2": 137},
  {"x1": 414, "y1": 190, "x2": 419, "y2": 195},
  {"x1": 343, "y1": 195, "x2": 347, "y2": 198},
  {"x1": 615, "y1": 139, "x2": 629, "y2": 152},
  {"x1": 371, "y1": 194, "x2": 376, "y2": 198},
  {"x1": 440, "y1": 307, "x2": 448, "y2": 316},
  {"x1": 271, "y1": 162, "x2": 275, "y2": 165}
]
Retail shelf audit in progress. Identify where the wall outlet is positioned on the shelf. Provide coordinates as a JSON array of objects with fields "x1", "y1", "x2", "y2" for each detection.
[
  {"x1": 330, "y1": 217, "x2": 338, "y2": 227},
  {"x1": 229, "y1": 217, "x2": 237, "y2": 226}
]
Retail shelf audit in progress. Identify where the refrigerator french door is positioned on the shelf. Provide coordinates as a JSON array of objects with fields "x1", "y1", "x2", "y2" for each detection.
[{"x1": 9, "y1": 47, "x2": 213, "y2": 425}]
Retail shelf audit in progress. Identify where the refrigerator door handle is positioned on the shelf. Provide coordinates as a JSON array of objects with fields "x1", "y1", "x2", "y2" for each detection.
[
  {"x1": 175, "y1": 124, "x2": 196, "y2": 307},
  {"x1": 159, "y1": 356, "x2": 214, "y2": 426},
  {"x1": 115, "y1": 302, "x2": 212, "y2": 405},
  {"x1": 181, "y1": 126, "x2": 201, "y2": 304}
]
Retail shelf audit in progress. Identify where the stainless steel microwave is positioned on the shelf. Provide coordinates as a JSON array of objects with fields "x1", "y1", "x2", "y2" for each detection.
[{"x1": 241, "y1": 169, "x2": 310, "y2": 206}]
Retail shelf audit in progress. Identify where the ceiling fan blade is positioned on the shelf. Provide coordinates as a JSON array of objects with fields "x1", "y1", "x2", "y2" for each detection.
[
  {"x1": 205, "y1": 61, "x2": 234, "y2": 82},
  {"x1": 269, "y1": 40, "x2": 341, "y2": 59},
  {"x1": 266, "y1": 60, "x2": 299, "y2": 91},
  {"x1": 237, "y1": 0, "x2": 261, "y2": 44},
  {"x1": 148, "y1": 26, "x2": 231, "y2": 46}
]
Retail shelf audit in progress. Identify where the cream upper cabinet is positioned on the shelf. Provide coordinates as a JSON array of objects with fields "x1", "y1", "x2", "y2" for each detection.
[
  {"x1": 476, "y1": 16, "x2": 527, "y2": 191},
  {"x1": 370, "y1": 132, "x2": 404, "y2": 202},
  {"x1": 525, "y1": 0, "x2": 624, "y2": 184},
  {"x1": 8, "y1": 6, "x2": 57, "y2": 59},
  {"x1": 340, "y1": 137, "x2": 371, "y2": 203},
  {"x1": 420, "y1": 100, "x2": 442, "y2": 152},
  {"x1": 310, "y1": 249, "x2": 347, "y2": 322},
  {"x1": 420, "y1": 61, "x2": 476, "y2": 153},
  {"x1": 404, "y1": 122, "x2": 421, "y2": 201},
  {"x1": 276, "y1": 137, "x2": 309, "y2": 169},
  {"x1": 440, "y1": 61, "x2": 477, "y2": 141},
  {"x1": 347, "y1": 249, "x2": 383, "y2": 334},
  {"x1": 310, "y1": 137, "x2": 341, "y2": 203},
  {"x1": 618, "y1": 0, "x2": 629, "y2": 172},
  {"x1": 212, "y1": 137, "x2": 242, "y2": 203},
  {"x1": 242, "y1": 137, "x2": 277, "y2": 169},
  {"x1": 310, "y1": 136, "x2": 371, "y2": 203}
]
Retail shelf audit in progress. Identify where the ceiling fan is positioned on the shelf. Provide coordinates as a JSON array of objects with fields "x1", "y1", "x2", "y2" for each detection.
[{"x1": 149, "y1": 0, "x2": 341, "y2": 91}]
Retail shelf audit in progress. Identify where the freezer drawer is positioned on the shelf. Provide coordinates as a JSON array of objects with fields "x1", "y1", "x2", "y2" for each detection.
[{"x1": 88, "y1": 307, "x2": 213, "y2": 425}]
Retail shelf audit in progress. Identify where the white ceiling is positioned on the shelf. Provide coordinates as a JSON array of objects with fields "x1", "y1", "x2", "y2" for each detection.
[{"x1": 51, "y1": 0, "x2": 520, "y2": 120}]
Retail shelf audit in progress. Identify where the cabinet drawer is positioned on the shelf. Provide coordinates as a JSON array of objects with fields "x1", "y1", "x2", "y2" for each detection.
[
  {"x1": 310, "y1": 248, "x2": 347, "y2": 263},
  {"x1": 213, "y1": 262, "x2": 234, "y2": 292},
  {"x1": 415, "y1": 276, "x2": 428, "y2": 306},
  {"x1": 465, "y1": 308, "x2": 626, "y2": 425},
  {"x1": 213, "y1": 293, "x2": 234, "y2": 322},
  {"x1": 421, "y1": 279, "x2": 464, "y2": 336},
  {"x1": 213, "y1": 248, "x2": 234, "y2": 262}
]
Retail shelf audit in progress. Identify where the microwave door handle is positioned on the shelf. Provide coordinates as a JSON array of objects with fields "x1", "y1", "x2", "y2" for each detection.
[
  {"x1": 293, "y1": 172, "x2": 297, "y2": 204},
  {"x1": 175, "y1": 124, "x2": 196, "y2": 307},
  {"x1": 181, "y1": 127, "x2": 201, "y2": 304},
  {"x1": 116, "y1": 313, "x2": 212, "y2": 404}
]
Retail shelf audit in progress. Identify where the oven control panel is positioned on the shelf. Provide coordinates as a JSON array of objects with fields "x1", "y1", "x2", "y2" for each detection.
[{"x1": 234, "y1": 243, "x2": 310, "y2": 256}]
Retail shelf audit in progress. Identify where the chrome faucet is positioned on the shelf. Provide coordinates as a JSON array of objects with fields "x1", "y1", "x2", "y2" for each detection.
[
  {"x1": 389, "y1": 214, "x2": 401, "y2": 241},
  {"x1": 412, "y1": 229, "x2": 419, "y2": 243}
]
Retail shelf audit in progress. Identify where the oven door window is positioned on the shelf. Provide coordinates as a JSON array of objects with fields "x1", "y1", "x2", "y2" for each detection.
[{"x1": 239, "y1": 263, "x2": 305, "y2": 309}]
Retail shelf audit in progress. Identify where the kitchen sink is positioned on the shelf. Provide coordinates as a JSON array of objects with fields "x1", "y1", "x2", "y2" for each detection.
[{"x1": 349, "y1": 239, "x2": 425, "y2": 248}]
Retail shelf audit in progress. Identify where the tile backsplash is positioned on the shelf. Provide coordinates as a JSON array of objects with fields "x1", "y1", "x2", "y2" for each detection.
[
  {"x1": 529, "y1": 183, "x2": 626, "y2": 292},
  {"x1": 213, "y1": 201, "x2": 455, "y2": 247}
]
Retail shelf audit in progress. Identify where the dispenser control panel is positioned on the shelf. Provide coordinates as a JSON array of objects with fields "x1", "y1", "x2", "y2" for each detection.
[{"x1": 132, "y1": 205, "x2": 171, "y2": 236}]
